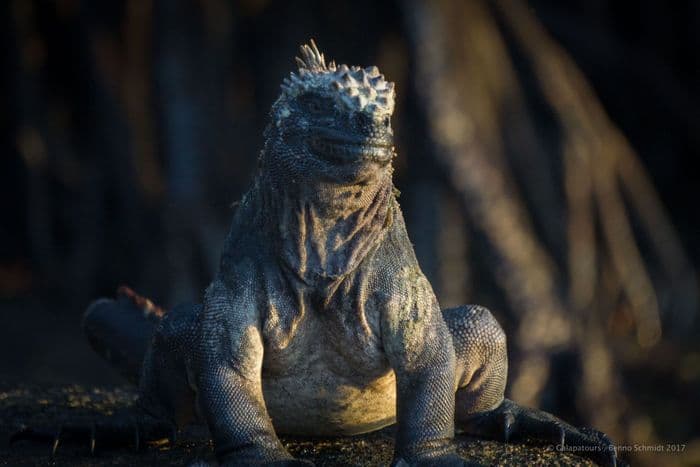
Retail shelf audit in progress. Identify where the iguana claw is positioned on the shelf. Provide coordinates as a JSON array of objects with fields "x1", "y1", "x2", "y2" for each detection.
[{"x1": 502, "y1": 411, "x2": 515, "y2": 443}]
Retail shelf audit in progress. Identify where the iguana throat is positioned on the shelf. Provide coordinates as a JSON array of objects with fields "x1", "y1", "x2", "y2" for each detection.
[{"x1": 262, "y1": 170, "x2": 394, "y2": 284}]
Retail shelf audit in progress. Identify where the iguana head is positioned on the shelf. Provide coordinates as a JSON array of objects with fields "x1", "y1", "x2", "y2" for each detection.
[{"x1": 263, "y1": 40, "x2": 396, "y2": 186}]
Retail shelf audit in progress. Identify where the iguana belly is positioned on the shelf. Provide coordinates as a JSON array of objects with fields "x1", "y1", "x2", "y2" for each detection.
[{"x1": 262, "y1": 369, "x2": 397, "y2": 436}]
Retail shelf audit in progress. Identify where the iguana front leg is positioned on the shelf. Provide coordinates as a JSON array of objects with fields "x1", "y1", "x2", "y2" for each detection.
[
  {"x1": 444, "y1": 305, "x2": 621, "y2": 467},
  {"x1": 383, "y1": 270, "x2": 466, "y2": 466},
  {"x1": 194, "y1": 280, "x2": 309, "y2": 466}
]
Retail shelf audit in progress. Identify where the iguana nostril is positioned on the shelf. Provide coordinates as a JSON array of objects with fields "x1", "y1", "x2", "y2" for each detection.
[{"x1": 383, "y1": 117, "x2": 390, "y2": 128}]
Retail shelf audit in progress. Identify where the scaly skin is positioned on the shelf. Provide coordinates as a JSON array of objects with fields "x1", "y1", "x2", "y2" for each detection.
[{"x1": 72, "y1": 41, "x2": 619, "y2": 466}]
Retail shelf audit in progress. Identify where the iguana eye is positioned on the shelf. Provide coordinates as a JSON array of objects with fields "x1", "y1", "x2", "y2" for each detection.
[{"x1": 308, "y1": 100, "x2": 324, "y2": 114}]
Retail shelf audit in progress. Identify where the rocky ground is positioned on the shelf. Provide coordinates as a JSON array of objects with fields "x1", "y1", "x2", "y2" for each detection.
[{"x1": 0, "y1": 383, "x2": 597, "y2": 466}]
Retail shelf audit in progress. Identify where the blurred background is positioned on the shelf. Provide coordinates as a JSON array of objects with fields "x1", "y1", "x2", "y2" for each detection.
[{"x1": 1, "y1": 0, "x2": 699, "y2": 465}]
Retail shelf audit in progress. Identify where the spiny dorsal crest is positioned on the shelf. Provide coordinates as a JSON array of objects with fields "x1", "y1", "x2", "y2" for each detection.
[
  {"x1": 279, "y1": 40, "x2": 395, "y2": 116},
  {"x1": 295, "y1": 39, "x2": 335, "y2": 73}
]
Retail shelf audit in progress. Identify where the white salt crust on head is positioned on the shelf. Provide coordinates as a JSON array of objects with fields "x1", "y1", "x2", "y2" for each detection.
[{"x1": 275, "y1": 40, "x2": 395, "y2": 119}]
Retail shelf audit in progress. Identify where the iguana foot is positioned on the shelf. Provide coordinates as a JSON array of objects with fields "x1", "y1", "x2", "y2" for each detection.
[
  {"x1": 458, "y1": 399, "x2": 622, "y2": 467},
  {"x1": 9, "y1": 410, "x2": 176, "y2": 456}
]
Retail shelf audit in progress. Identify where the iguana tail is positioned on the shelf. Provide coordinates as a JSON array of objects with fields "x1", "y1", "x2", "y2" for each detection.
[{"x1": 82, "y1": 286, "x2": 166, "y2": 384}]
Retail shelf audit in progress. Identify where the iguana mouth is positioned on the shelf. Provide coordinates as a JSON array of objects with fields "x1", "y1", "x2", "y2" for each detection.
[{"x1": 310, "y1": 136, "x2": 394, "y2": 164}]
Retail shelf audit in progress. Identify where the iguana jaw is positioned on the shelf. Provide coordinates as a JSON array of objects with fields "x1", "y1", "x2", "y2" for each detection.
[{"x1": 309, "y1": 134, "x2": 394, "y2": 166}]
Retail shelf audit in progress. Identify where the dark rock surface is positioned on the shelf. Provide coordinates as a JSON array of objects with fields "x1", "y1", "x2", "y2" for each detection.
[{"x1": 0, "y1": 384, "x2": 594, "y2": 466}]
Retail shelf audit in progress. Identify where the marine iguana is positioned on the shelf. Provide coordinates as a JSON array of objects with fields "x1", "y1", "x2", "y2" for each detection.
[{"x1": 16, "y1": 41, "x2": 620, "y2": 466}]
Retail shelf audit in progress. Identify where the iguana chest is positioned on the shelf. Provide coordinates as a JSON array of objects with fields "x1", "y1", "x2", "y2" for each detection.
[{"x1": 258, "y1": 265, "x2": 397, "y2": 435}]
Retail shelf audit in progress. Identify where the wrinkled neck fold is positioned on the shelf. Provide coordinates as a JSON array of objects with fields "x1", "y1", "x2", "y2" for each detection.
[{"x1": 260, "y1": 170, "x2": 394, "y2": 284}]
